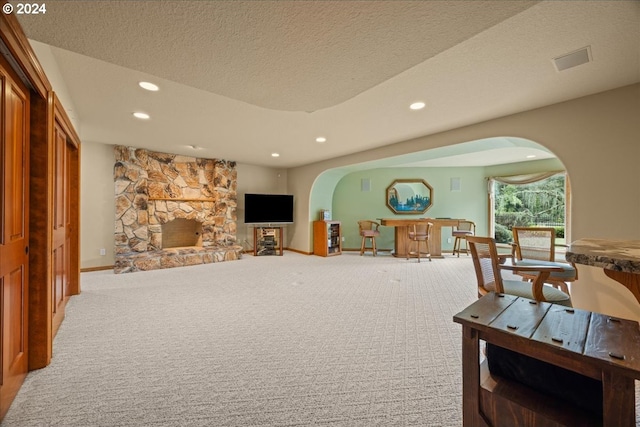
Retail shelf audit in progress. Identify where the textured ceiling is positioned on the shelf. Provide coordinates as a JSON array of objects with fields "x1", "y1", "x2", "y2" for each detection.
[
  {"x1": 18, "y1": 1, "x2": 640, "y2": 168},
  {"x1": 20, "y1": 1, "x2": 538, "y2": 112}
]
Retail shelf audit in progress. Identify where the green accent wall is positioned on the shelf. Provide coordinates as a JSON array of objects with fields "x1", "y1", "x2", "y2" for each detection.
[
  {"x1": 330, "y1": 158, "x2": 565, "y2": 254},
  {"x1": 332, "y1": 167, "x2": 487, "y2": 253}
]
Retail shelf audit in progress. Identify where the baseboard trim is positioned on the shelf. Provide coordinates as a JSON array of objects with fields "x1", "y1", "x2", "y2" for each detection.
[
  {"x1": 342, "y1": 248, "x2": 394, "y2": 252},
  {"x1": 80, "y1": 265, "x2": 113, "y2": 273},
  {"x1": 285, "y1": 247, "x2": 313, "y2": 255}
]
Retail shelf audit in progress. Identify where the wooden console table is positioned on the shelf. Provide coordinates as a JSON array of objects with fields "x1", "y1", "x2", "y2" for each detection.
[
  {"x1": 380, "y1": 217, "x2": 461, "y2": 258},
  {"x1": 454, "y1": 293, "x2": 640, "y2": 427}
]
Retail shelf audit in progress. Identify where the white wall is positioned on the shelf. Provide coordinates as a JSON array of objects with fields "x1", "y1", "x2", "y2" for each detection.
[
  {"x1": 80, "y1": 141, "x2": 116, "y2": 268},
  {"x1": 30, "y1": 40, "x2": 80, "y2": 130}
]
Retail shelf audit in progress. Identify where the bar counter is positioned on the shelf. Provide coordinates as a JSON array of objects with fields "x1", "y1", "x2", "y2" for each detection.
[
  {"x1": 379, "y1": 217, "x2": 462, "y2": 258},
  {"x1": 566, "y1": 239, "x2": 640, "y2": 274},
  {"x1": 566, "y1": 239, "x2": 640, "y2": 321}
]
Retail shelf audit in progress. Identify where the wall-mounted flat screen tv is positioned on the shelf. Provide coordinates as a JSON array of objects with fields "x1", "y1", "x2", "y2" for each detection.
[{"x1": 244, "y1": 193, "x2": 294, "y2": 224}]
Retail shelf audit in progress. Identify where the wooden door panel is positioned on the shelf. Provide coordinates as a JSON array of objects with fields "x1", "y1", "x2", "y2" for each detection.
[
  {"x1": 54, "y1": 124, "x2": 66, "y2": 229},
  {"x1": 51, "y1": 245, "x2": 65, "y2": 335},
  {"x1": 4, "y1": 82, "x2": 26, "y2": 243},
  {"x1": 0, "y1": 266, "x2": 27, "y2": 420},
  {"x1": 53, "y1": 246, "x2": 63, "y2": 312},
  {"x1": 5, "y1": 267, "x2": 26, "y2": 370},
  {"x1": 51, "y1": 122, "x2": 70, "y2": 336},
  {"x1": 0, "y1": 69, "x2": 29, "y2": 420}
]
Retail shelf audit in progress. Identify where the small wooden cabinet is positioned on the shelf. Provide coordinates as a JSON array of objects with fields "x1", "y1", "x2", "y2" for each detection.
[{"x1": 314, "y1": 221, "x2": 342, "y2": 256}]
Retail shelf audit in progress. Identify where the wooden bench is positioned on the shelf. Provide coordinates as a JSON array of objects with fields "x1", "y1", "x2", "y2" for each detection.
[{"x1": 453, "y1": 293, "x2": 640, "y2": 427}]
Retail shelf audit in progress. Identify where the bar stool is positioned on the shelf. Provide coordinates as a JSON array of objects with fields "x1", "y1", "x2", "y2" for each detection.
[
  {"x1": 358, "y1": 220, "x2": 380, "y2": 256},
  {"x1": 405, "y1": 222, "x2": 432, "y2": 262},
  {"x1": 452, "y1": 220, "x2": 475, "y2": 257}
]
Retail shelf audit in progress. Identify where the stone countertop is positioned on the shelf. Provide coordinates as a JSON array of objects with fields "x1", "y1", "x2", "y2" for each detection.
[{"x1": 566, "y1": 239, "x2": 640, "y2": 274}]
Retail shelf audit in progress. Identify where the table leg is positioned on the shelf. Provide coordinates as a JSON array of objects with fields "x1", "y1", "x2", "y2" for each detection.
[
  {"x1": 462, "y1": 326, "x2": 486, "y2": 427},
  {"x1": 601, "y1": 370, "x2": 635, "y2": 427}
]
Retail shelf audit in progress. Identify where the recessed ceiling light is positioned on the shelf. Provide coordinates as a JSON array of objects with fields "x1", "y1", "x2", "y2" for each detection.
[
  {"x1": 315, "y1": 137, "x2": 327, "y2": 143},
  {"x1": 139, "y1": 81, "x2": 159, "y2": 91},
  {"x1": 409, "y1": 101, "x2": 426, "y2": 110},
  {"x1": 271, "y1": 153, "x2": 280, "y2": 157},
  {"x1": 526, "y1": 154, "x2": 537, "y2": 159},
  {"x1": 133, "y1": 112, "x2": 150, "y2": 119}
]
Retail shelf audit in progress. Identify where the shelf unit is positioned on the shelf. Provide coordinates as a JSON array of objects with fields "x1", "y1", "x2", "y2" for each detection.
[
  {"x1": 313, "y1": 221, "x2": 342, "y2": 257},
  {"x1": 253, "y1": 226, "x2": 284, "y2": 256}
]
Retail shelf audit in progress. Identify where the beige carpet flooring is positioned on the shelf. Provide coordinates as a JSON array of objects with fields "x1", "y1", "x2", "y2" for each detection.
[{"x1": 2, "y1": 251, "x2": 638, "y2": 426}]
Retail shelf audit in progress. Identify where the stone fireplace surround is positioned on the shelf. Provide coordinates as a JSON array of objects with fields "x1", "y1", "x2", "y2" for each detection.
[{"x1": 114, "y1": 146, "x2": 242, "y2": 273}]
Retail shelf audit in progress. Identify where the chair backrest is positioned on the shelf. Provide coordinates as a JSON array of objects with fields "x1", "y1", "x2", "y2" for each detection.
[
  {"x1": 512, "y1": 227, "x2": 555, "y2": 262},
  {"x1": 408, "y1": 222, "x2": 432, "y2": 240},
  {"x1": 467, "y1": 236, "x2": 505, "y2": 296},
  {"x1": 455, "y1": 220, "x2": 476, "y2": 233},
  {"x1": 358, "y1": 220, "x2": 379, "y2": 234}
]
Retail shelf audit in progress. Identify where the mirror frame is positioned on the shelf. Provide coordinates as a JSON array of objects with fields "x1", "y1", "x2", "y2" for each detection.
[{"x1": 385, "y1": 179, "x2": 434, "y2": 214}]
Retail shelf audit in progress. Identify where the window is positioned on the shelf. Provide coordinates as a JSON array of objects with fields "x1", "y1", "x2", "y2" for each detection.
[{"x1": 490, "y1": 172, "x2": 569, "y2": 244}]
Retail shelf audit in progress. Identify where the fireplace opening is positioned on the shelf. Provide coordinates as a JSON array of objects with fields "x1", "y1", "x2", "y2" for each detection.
[{"x1": 161, "y1": 219, "x2": 203, "y2": 249}]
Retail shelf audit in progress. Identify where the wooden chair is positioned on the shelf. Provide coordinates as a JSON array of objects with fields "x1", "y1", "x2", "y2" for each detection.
[
  {"x1": 467, "y1": 235, "x2": 571, "y2": 305},
  {"x1": 511, "y1": 227, "x2": 577, "y2": 294},
  {"x1": 358, "y1": 220, "x2": 380, "y2": 256},
  {"x1": 405, "y1": 222, "x2": 432, "y2": 263},
  {"x1": 452, "y1": 220, "x2": 475, "y2": 257}
]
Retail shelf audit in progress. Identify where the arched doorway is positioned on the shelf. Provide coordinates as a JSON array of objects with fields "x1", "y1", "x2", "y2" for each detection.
[{"x1": 309, "y1": 137, "x2": 569, "y2": 253}]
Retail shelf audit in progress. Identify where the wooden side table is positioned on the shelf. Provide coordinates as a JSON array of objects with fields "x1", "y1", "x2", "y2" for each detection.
[{"x1": 453, "y1": 293, "x2": 640, "y2": 427}]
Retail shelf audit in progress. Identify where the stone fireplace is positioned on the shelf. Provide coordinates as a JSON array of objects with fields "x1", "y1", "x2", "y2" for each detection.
[{"x1": 113, "y1": 146, "x2": 243, "y2": 273}]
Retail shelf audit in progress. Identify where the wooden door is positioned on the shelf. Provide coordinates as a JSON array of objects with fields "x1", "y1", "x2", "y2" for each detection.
[
  {"x1": 51, "y1": 122, "x2": 71, "y2": 336},
  {"x1": 0, "y1": 61, "x2": 30, "y2": 420}
]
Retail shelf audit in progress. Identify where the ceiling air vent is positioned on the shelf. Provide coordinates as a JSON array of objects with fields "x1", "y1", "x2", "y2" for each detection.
[{"x1": 553, "y1": 46, "x2": 592, "y2": 72}]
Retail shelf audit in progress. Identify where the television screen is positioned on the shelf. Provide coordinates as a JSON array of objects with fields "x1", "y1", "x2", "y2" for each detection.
[{"x1": 244, "y1": 193, "x2": 294, "y2": 224}]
